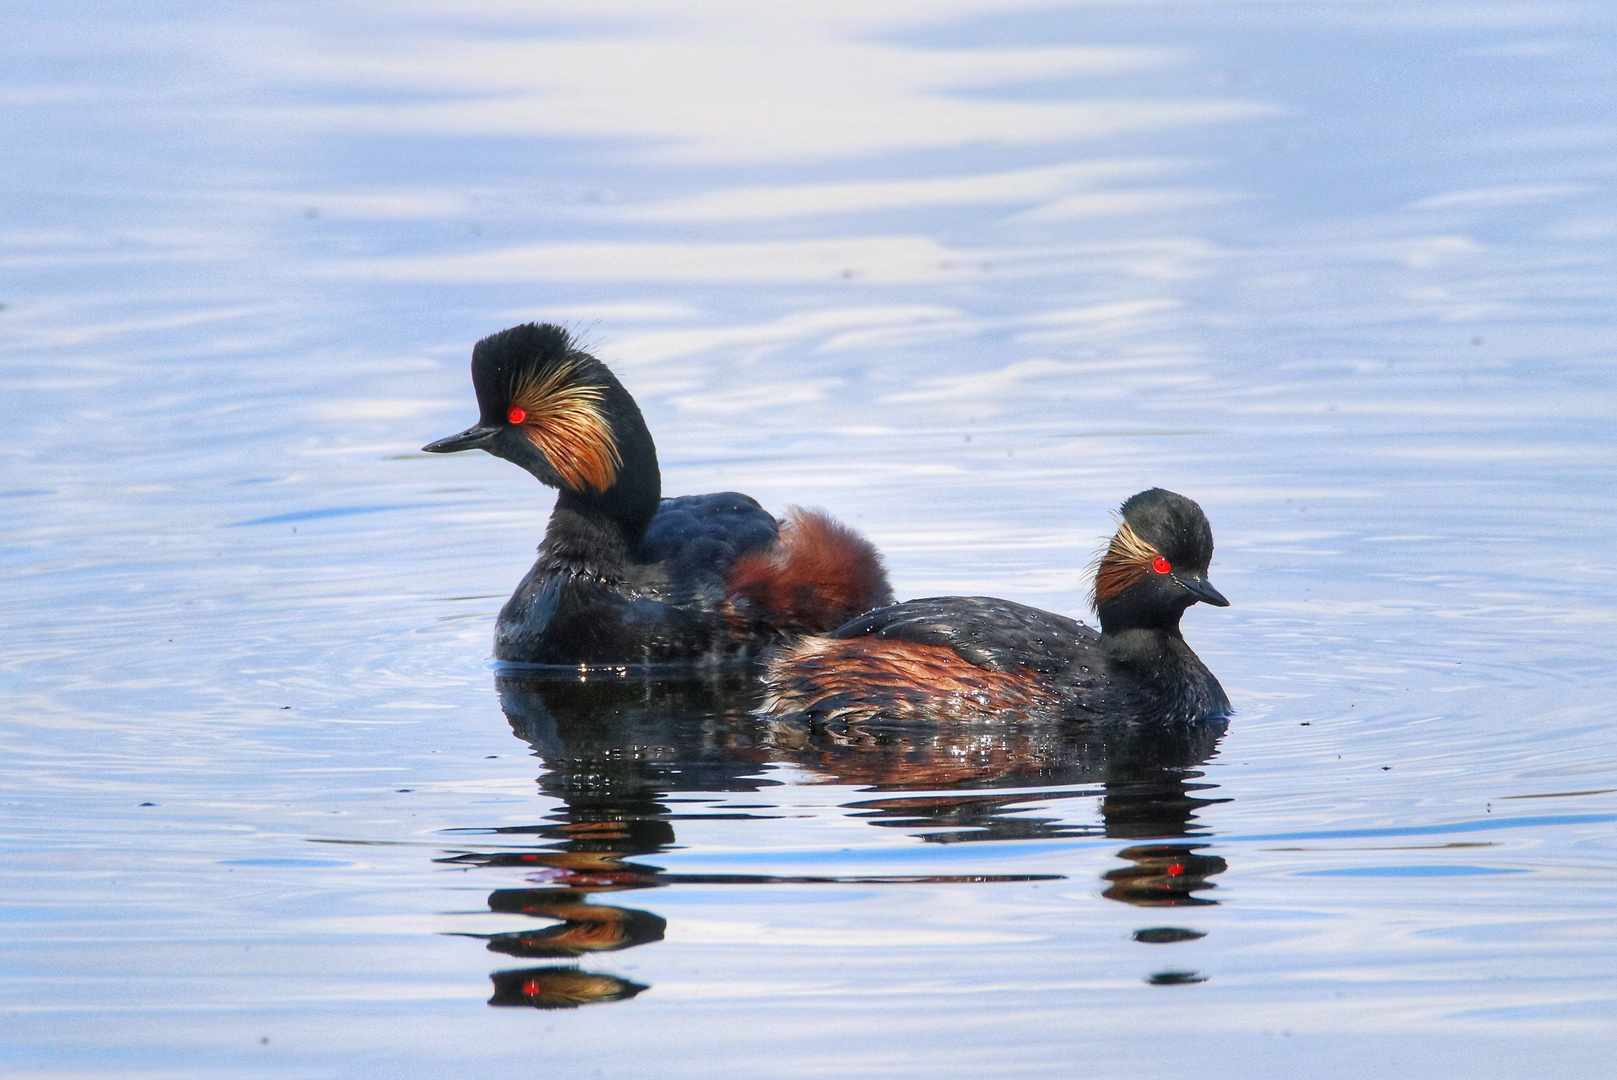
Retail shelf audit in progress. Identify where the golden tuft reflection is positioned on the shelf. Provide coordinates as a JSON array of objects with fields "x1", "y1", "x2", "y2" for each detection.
[
  {"x1": 1102, "y1": 845, "x2": 1227, "y2": 907},
  {"x1": 488, "y1": 967, "x2": 648, "y2": 1009}
]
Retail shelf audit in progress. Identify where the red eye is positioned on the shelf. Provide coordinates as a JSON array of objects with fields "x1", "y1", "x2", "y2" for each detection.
[
  {"x1": 507, "y1": 406, "x2": 527, "y2": 424},
  {"x1": 1152, "y1": 556, "x2": 1171, "y2": 574}
]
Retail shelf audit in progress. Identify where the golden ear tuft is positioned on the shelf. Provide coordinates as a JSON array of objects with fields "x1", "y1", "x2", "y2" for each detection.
[
  {"x1": 1089, "y1": 518, "x2": 1160, "y2": 609},
  {"x1": 510, "y1": 360, "x2": 622, "y2": 493}
]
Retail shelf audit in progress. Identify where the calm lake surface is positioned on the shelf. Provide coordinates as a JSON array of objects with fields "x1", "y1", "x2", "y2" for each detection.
[{"x1": 5, "y1": 2, "x2": 1617, "y2": 1076}]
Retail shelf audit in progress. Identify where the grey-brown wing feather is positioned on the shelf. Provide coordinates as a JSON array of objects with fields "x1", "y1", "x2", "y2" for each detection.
[{"x1": 828, "y1": 596, "x2": 1098, "y2": 676}]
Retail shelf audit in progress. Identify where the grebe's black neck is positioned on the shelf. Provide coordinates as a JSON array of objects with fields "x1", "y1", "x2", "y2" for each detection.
[
  {"x1": 1096, "y1": 592, "x2": 1193, "y2": 637},
  {"x1": 531, "y1": 385, "x2": 662, "y2": 574},
  {"x1": 1096, "y1": 595, "x2": 1195, "y2": 681},
  {"x1": 1099, "y1": 622, "x2": 1185, "y2": 663},
  {"x1": 538, "y1": 500, "x2": 643, "y2": 577},
  {"x1": 546, "y1": 374, "x2": 662, "y2": 548}
]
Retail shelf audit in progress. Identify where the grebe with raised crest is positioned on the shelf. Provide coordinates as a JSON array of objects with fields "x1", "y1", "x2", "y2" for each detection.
[
  {"x1": 760, "y1": 488, "x2": 1229, "y2": 724},
  {"x1": 424, "y1": 323, "x2": 892, "y2": 668}
]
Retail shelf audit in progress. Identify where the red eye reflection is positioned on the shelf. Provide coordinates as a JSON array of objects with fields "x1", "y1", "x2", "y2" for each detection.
[
  {"x1": 1152, "y1": 556, "x2": 1172, "y2": 575},
  {"x1": 507, "y1": 406, "x2": 527, "y2": 424}
]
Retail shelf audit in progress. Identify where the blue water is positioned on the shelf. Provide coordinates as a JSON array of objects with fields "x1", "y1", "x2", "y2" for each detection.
[{"x1": 4, "y1": 2, "x2": 1617, "y2": 1077}]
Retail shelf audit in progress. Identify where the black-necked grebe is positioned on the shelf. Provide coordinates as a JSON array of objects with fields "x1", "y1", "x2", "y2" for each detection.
[
  {"x1": 761, "y1": 488, "x2": 1229, "y2": 723},
  {"x1": 424, "y1": 323, "x2": 892, "y2": 666}
]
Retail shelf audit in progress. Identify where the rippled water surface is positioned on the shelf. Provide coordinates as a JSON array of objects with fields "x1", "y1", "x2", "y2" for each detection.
[{"x1": 5, "y1": 2, "x2": 1617, "y2": 1076}]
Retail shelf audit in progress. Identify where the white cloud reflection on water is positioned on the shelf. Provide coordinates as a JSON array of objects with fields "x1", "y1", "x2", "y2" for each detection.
[
  {"x1": 229, "y1": 7, "x2": 1264, "y2": 163},
  {"x1": 620, "y1": 159, "x2": 1205, "y2": 221}
]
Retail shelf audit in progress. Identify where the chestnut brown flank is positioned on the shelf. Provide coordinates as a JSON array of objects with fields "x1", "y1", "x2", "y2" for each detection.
[
  {"x1": 726, "y1": 507, "x2": 892, "y2": 634},
  {"x1": 511, "y1": 360, "x2": 622, "y2": 493},
  {"x1": 761, "y1": 637, "x2": 1059, "y2": 722}
]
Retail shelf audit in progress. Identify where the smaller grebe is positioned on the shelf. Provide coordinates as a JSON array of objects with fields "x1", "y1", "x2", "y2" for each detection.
[
  {"x1": 761, "y1": 488, "x2": 1230, "y2": 724},
  {"x1": 424, "y1": 323, "x2": 891, "y2": 667}
]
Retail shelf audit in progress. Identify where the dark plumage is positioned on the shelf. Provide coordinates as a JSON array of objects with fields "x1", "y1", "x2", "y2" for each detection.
[
  {"x1": 761, "y1": 488, "x2": 1231, "y2": 724},
  {"x1": 424, "y1": 323, "x2": 892, "y2": 667}
]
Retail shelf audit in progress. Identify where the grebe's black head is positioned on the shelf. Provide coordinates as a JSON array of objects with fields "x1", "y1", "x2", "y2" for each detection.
[
  {"x1": 1090, "y1": 487, "x2": 1228, "y2": 634},
  {"x1": 423, "y1": 323, "x2": 661, "y2": 541}
]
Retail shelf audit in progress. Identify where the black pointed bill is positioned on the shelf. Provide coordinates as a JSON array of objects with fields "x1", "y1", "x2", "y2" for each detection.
[
  {"x1": 422, "y1": 425, "x2": 501, "y2": 454},
  {"x1": 1176, "y1": 574, "x2": 1230, "y2": 607}
]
